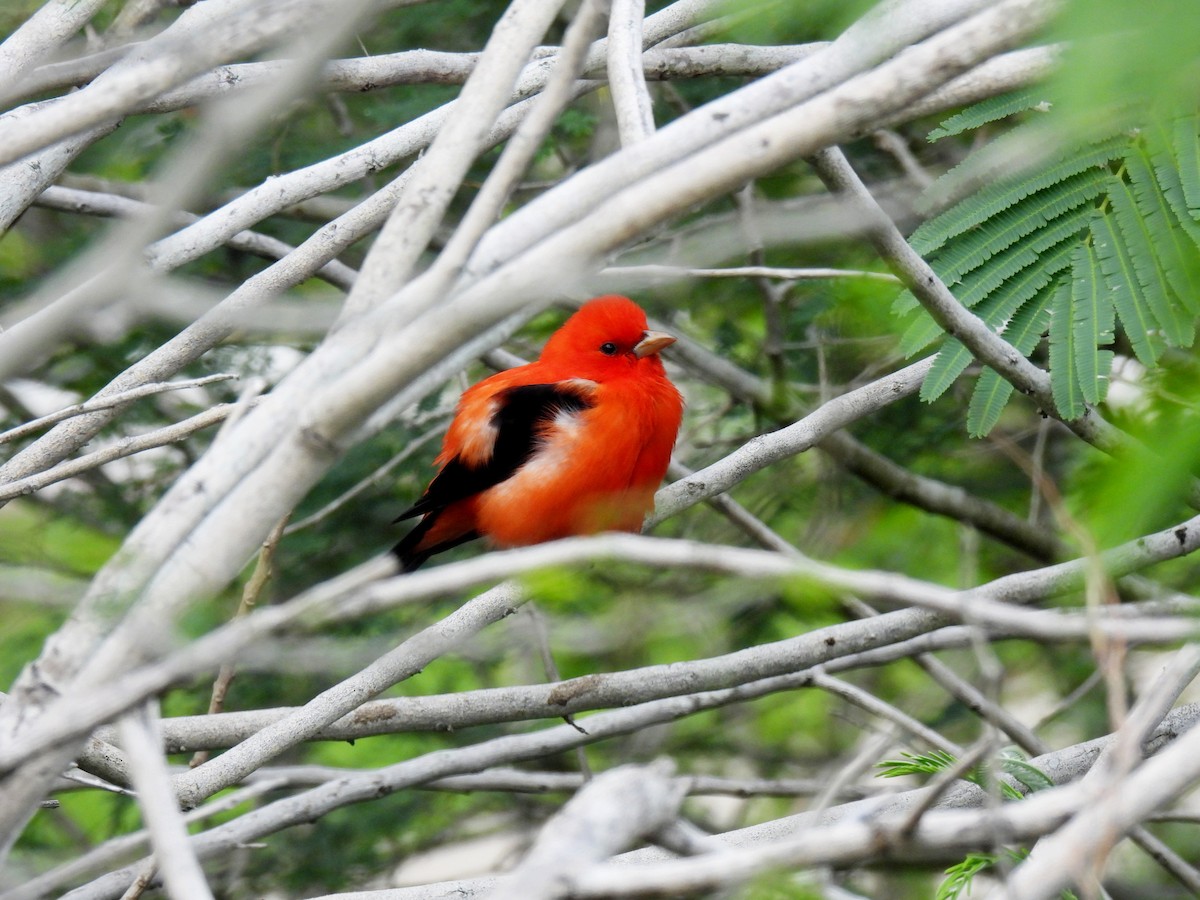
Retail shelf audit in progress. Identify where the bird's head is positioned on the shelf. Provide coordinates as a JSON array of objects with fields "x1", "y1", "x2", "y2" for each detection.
[{"x1": 539, "y1": 295, "x2": 676, "y2": 382}]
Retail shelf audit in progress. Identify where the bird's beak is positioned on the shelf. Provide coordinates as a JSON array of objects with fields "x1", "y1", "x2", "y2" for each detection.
[{"x1": 633, "y1": 329, "x2": 676, "y2": 358}]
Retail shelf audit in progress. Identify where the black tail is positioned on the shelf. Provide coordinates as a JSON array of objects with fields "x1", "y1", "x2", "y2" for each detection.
[
  {"x1": 392, "y1": 514, "x2": 435, "y2": 572},
  {"x1": 392, "y1": 512, "x2": 480, "y2": 572}
]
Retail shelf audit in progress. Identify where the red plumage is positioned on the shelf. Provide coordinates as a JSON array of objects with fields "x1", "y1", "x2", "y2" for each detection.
[{"x1": 394, "y1": 296, "x2": 684, "y2": 571}]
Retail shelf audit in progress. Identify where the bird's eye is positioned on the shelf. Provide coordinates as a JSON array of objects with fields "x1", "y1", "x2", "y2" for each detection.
[{"x1": 599, "y1": 342, "x2": 618, "y2": 356}]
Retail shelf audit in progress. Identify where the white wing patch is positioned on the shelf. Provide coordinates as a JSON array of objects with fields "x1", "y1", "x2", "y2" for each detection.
[
  {"x1": 456, "y1": 397, "x2": 501, "y2": 464},
  {"x1": 551, "y1": 405, "x2": 586, "y2": 433},
  {"x1": 486, "y1": 401, "x2": 588, "y2": 505},
  {"x1": 558, "y1": 378, "x2": 599, "y2": 395}
]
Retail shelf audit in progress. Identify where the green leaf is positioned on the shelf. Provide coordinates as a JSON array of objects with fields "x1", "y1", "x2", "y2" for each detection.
[
  {"x1": 937, "y1": 853, "x2": 998, "y2": 900},
  {"x1": 967, "y1": 369, "x2": 1016, "y2": 437},
  {"x1": 1000, "y1": 754, "x2": 1056, "y2": 794},
  {"x1": 1108, "y1": 168, "x2": 1194, "y2": 346},
  {"x1": 897, "y1": 308, "x2": 940, "y2": 357},
  {"x1": 1126, "y1": 142, "x2": 1200, "y2": 313},
  {"x1": 1090, "y1": 212, "x2": 1161, "y2": 365},
  {"x1": 1003, "y1": 280, "x2": 1057, "y2": 353},
  {"x1": 909, "y1": 137, "x2": 1125, "y2": 257},
  {"x1": 892, "y1": 287, "x2": 919, "y2": 317},
  {"x1": 897, "y1": 107, "x2": 1200, "y2": 437},
  {"x1": 919, "y1": 287, "x2": 1036, "y2": 404},
  {"x1": 926, "y1": 87, "x2": 1049, "y2": 143},
  {"x1": 899, "y1": 240, "x2": 1040, "y2": 357},
  {"x1": 877, "y1": 749, "x2": 957, "y2": 779},
  {"x1": 1049, "y1": 277, "x2": 1084, "y2": 419},
  {"x1": 1173, "y1": 115, "x2": 1200, "y2": 221},
  {"x1": 928, "y1": 169, "x2": 1107, "y2": 286},
  {"x1": 1145, "y1": 120, "x2": 1200, "y2": 250},
  {"x1": 899, "y1": 204, "x2": 1094, "y2": 357},
  {"x1": 921, "y1": 241, "x2": 1074, "y2": 403},
  {"x1": 1069, "y1": 240, "x2": 1114, "y2": 405},
  {"x1": 966, "y1": 278, "x2": 1057, "y2": 435}
]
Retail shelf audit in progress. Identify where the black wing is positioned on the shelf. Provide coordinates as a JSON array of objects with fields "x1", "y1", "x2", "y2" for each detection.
[{"x1": 392, "y1": 382, "x2": 594, "y2": 569}]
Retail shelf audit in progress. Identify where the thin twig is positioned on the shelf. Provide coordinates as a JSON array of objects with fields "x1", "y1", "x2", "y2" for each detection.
[
  {"x1": 525, "y1": 604, "x2": 593, "y2": 775},
  {"x1": 0, "y1": 399, "x2": 263, "y2": 502},
  {"x1": 0, "y1": 374, "x2": 237, "y2": 445},
  {"x1": 603, "y1": 263, "x2": 901, "y2": 283},
  {"x1": 811, "y1": 671, "x2": 960, "y2": 756},
  {"x1": 284, "y1": 421, "x2": 447, "y2": 534},
  {"x1": 190, "y1": 516, "x2": 290, "y2": 768}
]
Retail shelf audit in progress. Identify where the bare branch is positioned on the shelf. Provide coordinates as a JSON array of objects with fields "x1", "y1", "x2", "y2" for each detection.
[
  {"x1": 117, "y1": 703, "x2": 214, "y2": 900},
  {"x1": 652, "y1": 359, "x2": 933, "y2": 523},
  {"x1": 999, "y1": 645, "x2": 1200, "y2": 899},
  {"x1": 0, "y1": 399, "x2": 258, "y2": 503},
  {"x1": 0, "y1": 0, "x2": 108, "y2": 85},
  {"x1": 8, "y1": 781, "x2": 286, "y2": 900},
  {"x1": 0, "y1": 0, "x2": 346, "y2": 167},
  {"x1": 607, "y1": 0, "x2": 657, "y2": 145},
  {"x1": 344, "y1": 0, "x2": 570, "y2": 312},
  {"x1": 604, "y1": 264, "x2": 901, "y2": 283},
  {"x1": 242, "y1": 703, "x2": 1200, "y2": 899},
  {"x1": 811, "y1": 671, "x2": 961, "y2": 755},
  {"x1": 487, "y1": 762, "x2": 685, "y2": 900},
  {"x1": 33, "y1": 186, "x2": 357, "y2": 289},
  {"x1": 0, "y1": 374, "x2": 238, "y2": 446}
]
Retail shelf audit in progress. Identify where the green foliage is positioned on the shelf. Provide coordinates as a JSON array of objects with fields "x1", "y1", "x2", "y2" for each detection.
[
  {"x1": 0, "y1": 228, "x2": 43, "y2": 288},
  {"x1": 937, "y1": 848, "x2": 1079, "y2": 900},
  {"x1": 721, "y1": 0, "x2": 874, "y2": 45},
  {"x1": 926, "y1": 89, "x2": 1050, "y2": 143},
  {"x1": 1071, "y1": 355, "x2": 1200, "y2": 546},
  {"x1": 877, "y1": 748, "x2": 1053, "y2": 803},
  {"x1": 937, "y1": 852, "x2": 999, "y2": 900},
  {"x1": 878, "y1": 749, "x2": 1068, "y2": 899},
  {"x1": 738, "y1": 872, "x2": 826, "y2": 900},
  {"x1": 0, "y1": 501, "x2": 119, "y2": 575},
  {"x1": 877, "y1": 748, "x2": 957, "y2": 779},
  {"x1": 833, "y1": 501, "x2": 964, "y2": 586},
  {"x1": 1049, "y1": 0, "x2": 1200, "y2": 137},
  {"x1": 895, "y1": 98, "x2": 1200, "y2": 435},
  {"x1": 999, "y1": 750, "x2": 1056, "y2": 794}
]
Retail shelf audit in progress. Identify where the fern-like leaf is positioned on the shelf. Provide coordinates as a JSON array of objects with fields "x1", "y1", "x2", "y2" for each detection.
[
  {"x1": 1070, "y1": 239, "x2": 1114, "y2": 405},
  {"x1": 920, "y1": 241, "x2": 1073, "y2": 403},
  {"x1": 896, "y1": 199, "x2": 1092, "y2": 328},
  {"x1": 1173, "y1": 116, "x2": 1200, "y2": 221},
  {"x1": 908, "y1": 136, "x2": 1125, "y2": 258},
  {"x1": 930, "y1": 170, "x2": 1107, "y2": 286},
  {"x1": 966, "y1": 279, "x2": 1056, "y2": 436},
  {"x1": 927, "y1": 88, "x2": 1048, "y2": 143},
  {"x1": 967, "y1": 371, "x2": 1014, "y2": 438},
  {"x1": 898, "y1": 188, "x2": 1101, "y2": 358},
  {"x1": 1090, "y1": 214, "x2": 1160, "y2": 365},
  {"x1": 896, "y1": 104, "x2": 1200, "y2": 429},
  {"x1": 937, "y1": 853, "x2": 998, "y2": 900},
  {"x1": 1145, "y1": 121, "x2": 1200, "y2": 251},
  {"x1": 898, "y1": 241, "x2": 1039, "y2": 356},
  {"x1": 1126, "y1": 143, "x2": 1200, "y2": 313},
  {"x1": 894, "y1": 241, "x2": 1035, "y2": 322},
  {"x1": 877, "y1": 749, "x2": 957, "y2": 779},
  {"x1": 1000, "y1": 752, "x2": 1056, "y2": 794},
  {"x1": 1049, "y1": 277, "x2": 1084, "y2": 419},
  {"x1": 1108, "y1": 168, "x2": 1194, "y2": 346}
]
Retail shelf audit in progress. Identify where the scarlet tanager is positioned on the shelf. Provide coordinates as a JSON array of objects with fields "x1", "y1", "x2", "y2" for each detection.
[{"x1": 394, "y1": 295, "x2": 684, "y2": 571}]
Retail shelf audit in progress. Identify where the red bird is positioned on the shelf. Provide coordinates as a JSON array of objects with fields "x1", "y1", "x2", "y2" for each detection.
[{"x1": 394, "y1": 296, "x2": 684, "y2": 571}]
